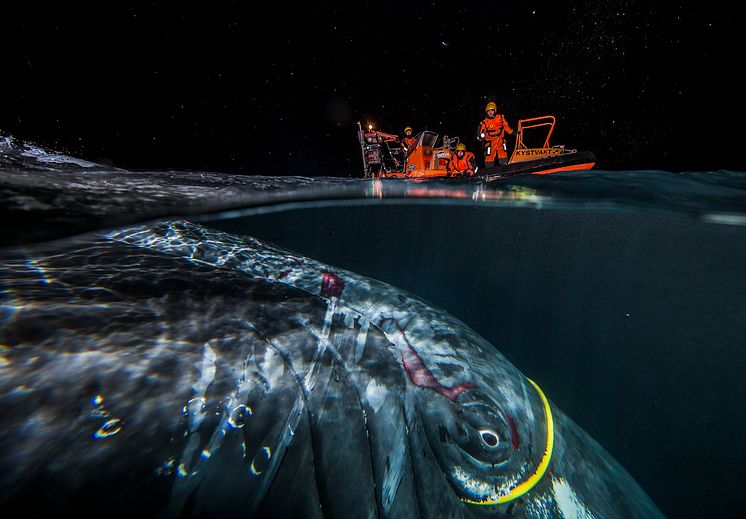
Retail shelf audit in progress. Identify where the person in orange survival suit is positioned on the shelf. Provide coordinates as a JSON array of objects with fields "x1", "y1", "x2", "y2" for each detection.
[
  {"x1": 448, "y1": 143, "x2": 477, "y2": 178},
  {"x1": 401, "y1": 126, "x2": 416, "y2": 155},
  {"x1": 477, "y1": 101, "x2": 514, "y2": 168}
]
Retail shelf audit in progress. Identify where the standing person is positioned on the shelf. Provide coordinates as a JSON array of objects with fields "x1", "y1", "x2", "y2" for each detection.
[
  {"x1": 477, "y1": 102, "x2": 514, "y2": 167},
  {"x1": 448, "y1": 143, "x2": 477, "y2": 177},
  {"x1": 401, "y1": 126, "x2": 416, "y2": 155}
]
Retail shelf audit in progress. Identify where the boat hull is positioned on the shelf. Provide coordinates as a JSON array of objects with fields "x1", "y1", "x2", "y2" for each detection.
[
  {"x1": 480, "y1": 150, "x2": 596, "y2": 180},
  {"x1": 381, "y1": 150, "x2": 596, "y2": 181}
]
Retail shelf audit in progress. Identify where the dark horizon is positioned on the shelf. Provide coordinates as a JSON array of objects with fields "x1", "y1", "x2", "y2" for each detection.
[{"x1": 2, "y1": 1, "x2": 743, "y2": 175}]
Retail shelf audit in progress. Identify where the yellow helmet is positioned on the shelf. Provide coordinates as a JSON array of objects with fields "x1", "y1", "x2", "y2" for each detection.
[
  {"x1": 456, "y1": 143, "x2": 467, "y2": 151},
  {"x1": 404, "y1": 126, "x2": 413, "y2": 132},
  {"x1": 485, "y1": 101, "x2": 497, "y2": 112}
]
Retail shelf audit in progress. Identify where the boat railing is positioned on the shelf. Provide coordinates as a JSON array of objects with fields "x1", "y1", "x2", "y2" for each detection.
[
  {"x1": 515, "y1": 115, "x2": 556, "y2": 150},
  {"x1": 509, "y1": 115, "x2": 566, "y2": 164}
]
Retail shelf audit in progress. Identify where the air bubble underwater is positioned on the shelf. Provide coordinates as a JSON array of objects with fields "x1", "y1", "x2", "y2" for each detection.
[
  {"x1": 182, "y1": 397, "x2": 207, "y2": 416},
  {"x1": 93, "y1": 418, "x2": 123, "y2": 439},
  {"x1": 228, "y1": 404, "x2": 252, "y2": 428},
  {"x1": 250, "y1": 446, "x2": 272, "y2": 476},
  {"x1": 90, "y1": 394, "x2": 121, "y2": 439}
]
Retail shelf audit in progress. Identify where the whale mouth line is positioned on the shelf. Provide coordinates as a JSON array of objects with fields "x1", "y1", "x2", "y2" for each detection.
[{"x1": 459, "y1": 377, "x2": 554, "y2": 506}]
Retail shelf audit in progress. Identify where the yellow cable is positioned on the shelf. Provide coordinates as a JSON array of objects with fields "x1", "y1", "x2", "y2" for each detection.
[{"x1": 461, "y1": 377, "x2": 554, "y2": 506}]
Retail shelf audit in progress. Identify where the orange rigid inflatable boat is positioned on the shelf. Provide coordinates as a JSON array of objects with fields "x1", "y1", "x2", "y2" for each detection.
[{"x1": 357, "y1": 116, "x2": 596, "y2": 180}]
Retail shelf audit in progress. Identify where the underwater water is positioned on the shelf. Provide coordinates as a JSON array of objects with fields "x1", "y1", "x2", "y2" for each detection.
[
  {"x1": 1, "y1": 135, "x2": 745, "y2": 518},
  {"x1": 208, "y1": 204, "x2": 746, "y2": 519}
]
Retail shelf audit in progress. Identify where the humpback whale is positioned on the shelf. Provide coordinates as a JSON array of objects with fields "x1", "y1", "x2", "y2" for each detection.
[{"x1": 0, "y1": 219, "x2": 664, "y2": 518}]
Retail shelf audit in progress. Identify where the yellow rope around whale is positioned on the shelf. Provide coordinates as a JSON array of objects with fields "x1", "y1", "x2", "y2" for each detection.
[{"x1": 461, "y1": 377, "x2": 555, "y2": 506}]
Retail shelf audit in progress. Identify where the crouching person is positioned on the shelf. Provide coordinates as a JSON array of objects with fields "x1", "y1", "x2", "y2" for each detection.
[{"x1": 448, "y1": 143, "x2": 477, "y2": 178}]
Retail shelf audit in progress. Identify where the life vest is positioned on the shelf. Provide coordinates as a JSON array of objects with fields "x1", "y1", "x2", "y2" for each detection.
[
  {"x1": 449, "y1": 151, "x2": 476, "y2": 176},
  {"x1": 402, "y1": 136, "x2": 416, "y2": 150},
  {"x1": 479, "y1": 114, "x2": 513, "y2": 140}
]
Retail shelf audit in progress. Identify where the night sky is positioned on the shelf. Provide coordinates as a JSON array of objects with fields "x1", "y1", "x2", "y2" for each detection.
[{"x1": 3, "y1": 1, "x2": 743, "y2": 175}]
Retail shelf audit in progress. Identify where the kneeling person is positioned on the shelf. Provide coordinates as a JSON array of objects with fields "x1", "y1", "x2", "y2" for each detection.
[
  {"x1": 448, "y1": 143, "x2": 476, "y2": 178},
  {"x1": 401, "y1": 126, "x2": 416, "y2": 155}
]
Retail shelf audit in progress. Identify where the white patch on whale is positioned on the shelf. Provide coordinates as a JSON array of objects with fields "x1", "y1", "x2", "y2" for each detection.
[
  {"x1": 365, "y1": 378, "x2": 387, "y2": 413},
  {"x1": 552, "y1": 476, "x2": 597, "y2": 518},
  {"x1": 354, "y1": 319, "x2": 370, "y2": 363},
  {"x1": 261, "y1": 346, "x2": 286, "y2": 390},
  {"x1": 381, "y1": 428, "x2": 406, "y2": 511},
  {"x1": 187, "y1": 341, "x2": 217, "y2": 431}
]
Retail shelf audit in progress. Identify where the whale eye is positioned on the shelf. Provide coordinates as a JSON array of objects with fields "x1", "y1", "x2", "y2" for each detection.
[
  {"x1": 419, "y1": 379, "x2": 554, "y2": 506},
  {"x1": 480, "y1": 429, "x2": 499, "y2": 448}
]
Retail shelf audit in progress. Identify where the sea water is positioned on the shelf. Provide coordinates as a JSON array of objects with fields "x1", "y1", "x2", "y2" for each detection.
[{"x1": 2, "y1": 135, "x2": 746, "y2": 518}]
